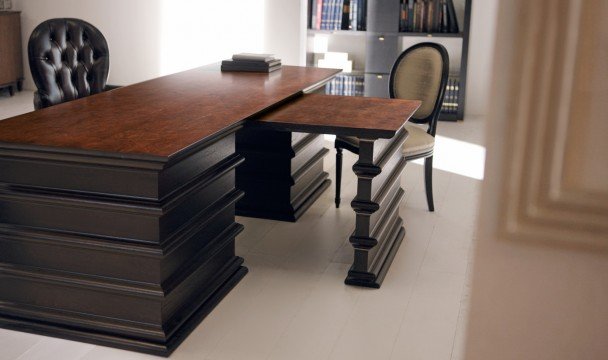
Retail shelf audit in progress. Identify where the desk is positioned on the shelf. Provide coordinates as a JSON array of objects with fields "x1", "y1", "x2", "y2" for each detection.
[{"x1": 0, "y1": 66, "x2": 418, "y2": 356}]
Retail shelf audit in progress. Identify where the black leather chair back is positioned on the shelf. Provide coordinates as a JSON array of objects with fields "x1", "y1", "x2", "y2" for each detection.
[{"x1": 28, "y1": 18, "x2": 110, "y2": 109}]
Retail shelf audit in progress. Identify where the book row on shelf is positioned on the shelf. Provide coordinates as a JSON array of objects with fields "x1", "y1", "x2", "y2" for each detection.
[
  {"x1": 324, "y1": 74, "x2": 459, "y2": 116},
  {"x1": 441, "y1": 76, "x2": 460, "y2": 114},
  {"x1": 325, "y1": 74, "x2": 365, "y2": 96},
  {"x1": 399, "y1": 0, "x2": 459, "y2": 33},
  {"x1": 310, "y1": 0, "x2": 367, "y2": 31}
]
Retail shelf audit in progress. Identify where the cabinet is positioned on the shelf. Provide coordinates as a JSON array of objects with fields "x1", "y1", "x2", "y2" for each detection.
[
  {"x1": 0, "y1": 11, "x2": 23, "y2": 96},
  {"x1": 307, "y1": 0, "x2": 472, "y2": 121}
]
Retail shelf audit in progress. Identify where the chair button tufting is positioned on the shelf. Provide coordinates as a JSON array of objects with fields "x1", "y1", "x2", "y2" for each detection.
[{"x1": 30, "y1": 19, "x2": 110, "y2": 108}]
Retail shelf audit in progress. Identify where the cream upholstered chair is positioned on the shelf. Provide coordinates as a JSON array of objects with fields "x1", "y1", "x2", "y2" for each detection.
[{"x1": 334, "y1": 42, "x2": 449, "y2": 211}]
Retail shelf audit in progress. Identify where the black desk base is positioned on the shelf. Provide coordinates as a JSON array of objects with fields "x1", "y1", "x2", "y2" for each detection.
[
  {"x1": 0, "y1": 106, "x2": 411, "y2": 356},
  {"x1": 235, "y1": 128, "x2": 330, "y2": 222},
  {"x1": 0, "y1": 130, "x2": 247, "y2": 356}
]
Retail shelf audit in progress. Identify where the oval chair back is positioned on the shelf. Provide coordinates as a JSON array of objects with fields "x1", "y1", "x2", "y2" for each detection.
[{"x1": 389, "y1": 42, "x2": 449, "y2": 137}]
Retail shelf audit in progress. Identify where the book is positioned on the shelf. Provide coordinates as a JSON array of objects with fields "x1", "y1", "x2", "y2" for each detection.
[
  {"x1": 232, "y1": 53, "x2": 276, "y2": 62},
  {"x1": 440, "y1": 76, "x2": 460, "y2": 114},
  {"x1": 316, "y1": 0, "x2": 323, "y2": 29},
  {"x1": 221, "y1": 60, "x2": 282, "y2": 73},
  {"x1": 399, "y1": 0, "x2": 406, "y2": 31},
  {"x1": 328, "y1": 0, "x2": 335, "y2": 30},
  {"x1": 226, "y1": 59, "x2": 281, "y2": 67},
  {"x1": 407, "y1": 0, "x2": 414, "y2": 31},
  {"x1": 433, "y1": 0, "x2": 441, "y2": 32},
  {"x1": 335, "y1": 0, "x2": 344, "y2": 30},
  {"x1": 441, "y1": 0, "x2": 449, "y2": 32},
  {"x1": 399, "y1": 0, "x2": 458, "y2": 33},
  {"x1": 311, "y1": 0, "x2": 365, "y2": 32},
  {"x1": 325, "y1": 74, "x2": 364, "y2": 97},
  {"x1": 357, "y1": 0, "x2": 367, "y2": 30},
  {"x1": 427, "y1": 0, "x2": 433, "y2": 32},
  {"x1": 413, "y1": 0, "x2": 419, "y2": 31},
  {"x1": 454, "y1": 77, "x2": 460, "y2": 113},
  {"x1": 349, "y1": 0, "x2": 357, "y2": 30},
  {"x1": 311, "y1": 0, "x2": 317, "y2": 29},
  {"x1": 446, "y1": 0, "x2": 459, "y2": 33},
  {"x1": 341, "y1": 0, "x2": 350, "y2": 30},
  {"x1": 222, "y1": 54, "x2": 282, "y2": 73},
  {"x1": 320, "y1": 0, "x2": 330, "y2": 29}
]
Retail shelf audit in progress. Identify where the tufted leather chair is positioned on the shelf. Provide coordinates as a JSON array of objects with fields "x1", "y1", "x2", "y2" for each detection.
[{"x1": 28, "y1": 19, "x2": 113, "y2": 110}]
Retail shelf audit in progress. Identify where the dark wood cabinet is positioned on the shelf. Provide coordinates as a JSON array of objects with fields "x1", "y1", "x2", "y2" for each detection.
[{"x1": 0, "y1": 11, "x2": 23, "y2": 96}]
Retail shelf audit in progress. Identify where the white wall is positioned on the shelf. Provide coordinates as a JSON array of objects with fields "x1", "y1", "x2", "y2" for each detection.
[
  {"x1": 465, "y1": 0, "x2": 499, "y2": 117},
  {"x1": 465, "y1": 0, "x2": 608, "y2": 358},
  {"x1": 264, "y1": 0, "x2": 307, "y2": 66},
  {"x1": 16, "y1": 0, "x2": 162, "y2": 88},
  {"x1": 14, "y1": 0, "x2": 494, "y2": 116},
  {"x1": 15, "y1": 0, "x2": 305, "y2": 90}
]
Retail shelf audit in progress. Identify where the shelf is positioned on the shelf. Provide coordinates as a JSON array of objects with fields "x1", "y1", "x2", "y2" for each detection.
[
  {"x1": 317, "y1": 71, "x2": 386, "y2": 77},
  {"x1": 398, "y1": 32, "x2": 463, "y2": 38},
  {"x1": 308, "y1": 29, "x2": 463, "y2": 39},
  {"x1": 308, "y1": 29, "x2": 367, "y2": 36},
  {"x1": 340, "y1": 70, "x2": 366, "y2": 76}
]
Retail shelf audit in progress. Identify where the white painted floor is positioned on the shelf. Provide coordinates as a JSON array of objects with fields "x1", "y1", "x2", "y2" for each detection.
[{"x1": 0, "y1": 90, "x2": 485, "y2": 360}]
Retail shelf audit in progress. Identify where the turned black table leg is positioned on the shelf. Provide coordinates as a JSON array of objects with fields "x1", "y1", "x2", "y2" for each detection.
[
  {"x1": 335, "y1": 147, "x2": 343, "y2": 208},
  {"x1": 345, "y1": 128, "x2": 409, "y2": 288}
]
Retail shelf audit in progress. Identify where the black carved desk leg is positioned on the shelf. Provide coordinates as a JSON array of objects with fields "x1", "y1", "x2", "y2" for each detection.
[{"x1": 345, "y1": 128, "x2": 409, "y2": 288}]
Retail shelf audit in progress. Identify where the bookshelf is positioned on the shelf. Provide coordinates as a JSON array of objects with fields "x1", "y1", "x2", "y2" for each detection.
[{"x1": 306, "y1": 0, "x2": 472, "y2": 121}]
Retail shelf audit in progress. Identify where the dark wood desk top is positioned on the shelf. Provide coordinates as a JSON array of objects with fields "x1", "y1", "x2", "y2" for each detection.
[
  {"x1": 255, "y1": 94, "x2": 421, "y2": 139},
  {"x1": 0, "y1": 66, "x2": 340, "y2": 160}
]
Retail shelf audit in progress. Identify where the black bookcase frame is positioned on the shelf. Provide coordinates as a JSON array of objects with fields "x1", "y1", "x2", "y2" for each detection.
[{"x1": 307, "y1": 0, "x2": 472, "y2": 121}]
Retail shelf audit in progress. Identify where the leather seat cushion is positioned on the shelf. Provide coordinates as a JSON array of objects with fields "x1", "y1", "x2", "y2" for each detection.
[{"x1": 402, "y1": 123, "x2": 434, "y2": 158}]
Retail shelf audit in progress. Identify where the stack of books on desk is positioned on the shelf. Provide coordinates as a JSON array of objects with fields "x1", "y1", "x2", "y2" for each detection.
[{"x1": 221, "y1": 53, "x2": 282, "y2": 73}]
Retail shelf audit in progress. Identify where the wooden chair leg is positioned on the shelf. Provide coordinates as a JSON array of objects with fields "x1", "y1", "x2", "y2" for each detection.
[
  {"x1": 8, "y1": 85, "x2": 15, "y2": 97},
  {"x1": 335, "y1": 147, "x2": 343, "y2": 208},
  {"x1": 424, "y1": 156, "x2": 435, "y2": 212}
]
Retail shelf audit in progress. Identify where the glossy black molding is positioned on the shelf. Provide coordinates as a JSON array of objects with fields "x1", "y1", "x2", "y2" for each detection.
[
  {"x1": 345, "y1": 127, "x2": 409, "y2": 288},
  {"x1": 235, "y1": 127, "x2": 330, "y2": 222},
  {"x1": 0, "y1": 131, "x2": 247, "y2": 357}
]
